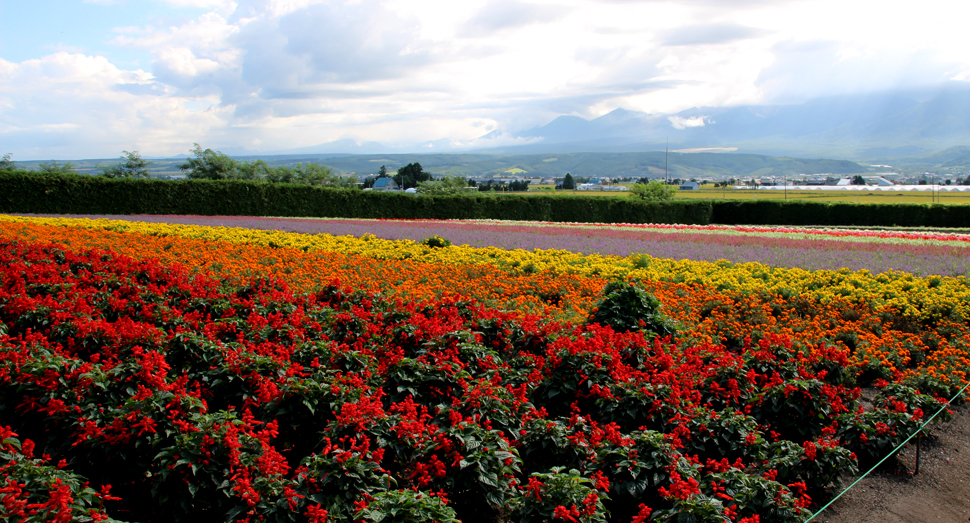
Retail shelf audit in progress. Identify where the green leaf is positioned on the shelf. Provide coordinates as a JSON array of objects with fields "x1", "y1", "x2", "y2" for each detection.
[
  {"x1": 225, "y1": 506, "x2": 244, "y2": 521},
  {"x1": 480, "y1": 473, "x2": 498, "y2": 487}
]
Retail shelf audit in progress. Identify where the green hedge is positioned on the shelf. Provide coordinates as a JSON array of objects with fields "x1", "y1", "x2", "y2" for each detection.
[
  {"x1": 3, "y1": 171, "x2": 970, "y2": 227},
  {"x1": 709, "y1": 200, "x2": 970, "y2": 227},
  {"x1": 0, "y1": 171, "x2": 711, "y2": 224}
]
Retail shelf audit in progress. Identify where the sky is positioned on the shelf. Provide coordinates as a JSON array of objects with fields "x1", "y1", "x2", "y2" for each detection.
[{"x1": 1, "y1": 0, "x2": 969, "y2": 160}]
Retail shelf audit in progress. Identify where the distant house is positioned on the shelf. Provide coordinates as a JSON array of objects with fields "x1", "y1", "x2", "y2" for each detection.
[
  {"x1": 372, "y1": 177, "x2": 399, "y2": 191},
  {"x1": 679, "y1": 181, "x2": 700, "y2": 190}
]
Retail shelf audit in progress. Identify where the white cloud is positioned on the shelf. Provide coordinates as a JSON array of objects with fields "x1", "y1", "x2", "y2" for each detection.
[
  {"x1": 755, "y1": 41, "x2": 958, "y2": 104},
  {"x1": 461, "y1": 1, "x2": 569, "y2": 36},
  {"x1": 9, "y1": 0, "x2": 970, "y2": 159},
  {"x1": 0, "y1": 52, "x2": 226, "y2": 159},
  {"x1": 154, "y1": 48, "x2": 222, "y2": 77},
  {"x1": 660, "y1": 24, "x2": 766, "y2": 47},
  {"x1": 668, "y1": 115, "x2": 709, "y2": 129},
  {"x1": 159, "y1": 0, "x2": 231, "y2": 8}
]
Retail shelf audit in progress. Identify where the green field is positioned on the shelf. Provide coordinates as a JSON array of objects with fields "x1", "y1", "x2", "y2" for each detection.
[{"x1": 528, "y1": 186, "x2": 970, "y2": 204}]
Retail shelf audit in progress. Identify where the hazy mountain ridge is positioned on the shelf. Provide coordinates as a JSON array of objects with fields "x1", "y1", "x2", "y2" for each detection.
[
  {"x1": 249, "y1": 87, "x2": 970, "y2": 160},
  {"x1": 480, "y1": 87, "x2": 970, "y2": 159}
]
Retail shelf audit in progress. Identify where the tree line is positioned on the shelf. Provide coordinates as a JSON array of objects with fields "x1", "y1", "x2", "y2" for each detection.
[
  {"x1": 0, "y1": 147, "x2": 355, "y2": 188},
  {"x1": 177, "y1": 144, "x2": 355, "y2": 187}
]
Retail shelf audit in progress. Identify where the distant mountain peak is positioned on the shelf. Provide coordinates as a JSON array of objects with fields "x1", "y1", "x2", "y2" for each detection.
[{"x1": 481, "y1": 87, "x2": 970, "y2": 158}]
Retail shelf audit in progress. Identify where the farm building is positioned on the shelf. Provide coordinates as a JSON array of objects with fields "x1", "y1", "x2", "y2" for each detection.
[{"x1": 372, "y1": 178, "x2": 399, "y2": 191}]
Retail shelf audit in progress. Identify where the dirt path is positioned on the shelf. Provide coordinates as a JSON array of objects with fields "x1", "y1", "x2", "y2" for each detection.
[{"x1": 812, "y1": 403, "x2": 970, "y2": 523}]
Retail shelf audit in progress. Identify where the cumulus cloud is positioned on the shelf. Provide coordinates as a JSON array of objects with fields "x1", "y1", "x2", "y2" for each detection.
[
  {"x1": 271, "y1": 1, "x2": 432, "y2": 82},
  {"x1": 668, "y1": 115, "x2": 710, "y2": 129},
  {"x1": 9, "y1": 0, "x2": 970, "y2": 159},
  {"x1": 0, "y1": 52, "x2": 228, "y2": 159},
  {"x1": 661, "y1": 24, "x2": 766, "y2": 46},
  {"x1": 160, "y1": 0, "x2": 230, "y2": 8},
  {"x1": 461, "y1": 1, "x2": 569, "y2": 36},
  {"x1": 756, "y1": 40, "x2": 959, "y2": 104}
]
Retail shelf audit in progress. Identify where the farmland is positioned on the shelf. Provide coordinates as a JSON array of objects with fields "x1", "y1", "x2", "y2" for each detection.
[{"x1": 1, "y1": 214, "x2": 968, "y2": 522}]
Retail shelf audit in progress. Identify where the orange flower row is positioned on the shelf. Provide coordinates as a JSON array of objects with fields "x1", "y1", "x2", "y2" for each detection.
[
  {"x1": 1, "y1": 220, "x2": 967, "y2": 391},
  {"x1": 0, "y1": 220, "x2": 604, "y2": 319}
]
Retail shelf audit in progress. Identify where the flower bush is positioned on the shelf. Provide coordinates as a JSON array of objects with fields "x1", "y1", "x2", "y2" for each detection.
[
  {"x1": 1, "y1": 426, "x2": 123, "y2": 522},
  {"x1": 1, "y1": 236, "x2": 959, "y2": 522}
]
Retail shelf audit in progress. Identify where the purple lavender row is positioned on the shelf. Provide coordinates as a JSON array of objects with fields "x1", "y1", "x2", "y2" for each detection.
[{"x1": 31, "y1": 214, "x2": 970, "y2": 277}]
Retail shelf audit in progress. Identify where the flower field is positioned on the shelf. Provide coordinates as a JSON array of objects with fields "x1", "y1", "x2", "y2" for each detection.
[
  {"x1": 26, "y1": 214, "x2": 970, "y2": 277},
  {"x1": 0, "y1": 214, "x2": 967, "y2": 522}
]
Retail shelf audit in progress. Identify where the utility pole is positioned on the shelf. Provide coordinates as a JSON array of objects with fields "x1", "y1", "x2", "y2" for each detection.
[{"x1": 664, "y1": 137, "x2": 668, "y2": 186}]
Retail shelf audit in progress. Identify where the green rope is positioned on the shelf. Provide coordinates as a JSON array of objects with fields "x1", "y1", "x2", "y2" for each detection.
[{"x1": 804, "y1": 380, "x2": 970, "y2": 522}]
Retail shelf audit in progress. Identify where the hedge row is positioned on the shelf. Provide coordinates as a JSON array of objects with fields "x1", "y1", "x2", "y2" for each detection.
[
  {"x1": 710, "y1": 200, "x2": 970, "y2": 228},
  {"x1": 0, "y1": 172, "x2": 711, "y2": 224},
  {"x1": 2, "y1": 171, "x2": 970, "y2": 227}
]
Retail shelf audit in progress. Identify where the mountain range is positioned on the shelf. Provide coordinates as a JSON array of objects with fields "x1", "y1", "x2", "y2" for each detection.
[
  {"x1": 273, "y1": 86, "x2": 970, "y2": 160},
  {"x1": 476, "y1": 87, "x2": 970, "y2": 159}
]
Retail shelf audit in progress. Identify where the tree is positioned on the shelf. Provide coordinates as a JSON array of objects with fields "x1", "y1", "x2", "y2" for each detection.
[
  {"x1": 628, "y1": 181, "x2": 673, "y2": 201},
  {"x1": 379, "y1": 165, "x2": 387, "y2": 177},
  {"x1": 395, "y1": 162, "x2": 430, "y2": 190},
  {"x1": 100, "y1": 150, "x2": 152, "y2": 178},
  {"x1": 562, "y1": 173, "x2": 575, "y2": 190},
  {"x1": 38, "y1": 160, "x2": 76, "y2": 174},
  {"x1": 416, "y1": 175, "x2": 469, "y2": 195},
  {"x1": 293, "y1": 162, "x2": 354, "y2": 186},
  {"x1": 235, "y1": 159, "x2": 270, "y2": 181},
  {"x1": 260, "y1": 161, "x2": 350, "y2": 186},
  {"x1": 179, "y1": 144, "x2": 238, "y2": 180},
  {"x1": 0, "y1": 153, "x2": 14, "y2": 170},
  {"x1": 851, "y1": 175, "x2": 866, "y2": 185},
  {"x1": 509, "y1": 180, "x2": 530, "y2": 191}
]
